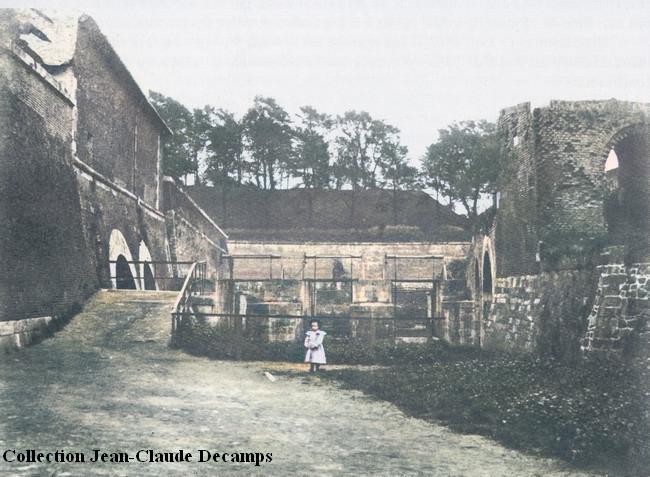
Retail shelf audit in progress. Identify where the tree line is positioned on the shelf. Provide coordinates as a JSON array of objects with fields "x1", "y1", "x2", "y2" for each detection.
[{"x1": 149, "y1": 91, "x2": 501, "y2": 223}]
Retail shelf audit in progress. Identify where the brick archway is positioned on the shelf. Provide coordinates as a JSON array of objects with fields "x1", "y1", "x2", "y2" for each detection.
[
  {"x1": 138, "y1": 240, "x2": 157, "y2": 291},
  {"x1": 601, "y1": 124, "x2": 650, "y2": 259},
  {"x1": 109, "y1": 229, "x2": 139, "y2": 290}
]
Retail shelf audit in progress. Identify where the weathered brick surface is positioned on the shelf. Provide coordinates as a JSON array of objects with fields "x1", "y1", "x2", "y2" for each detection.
[
  {"x1": 74, "y1": 16, "x2": 164, "y2": 209},
  {"x1": 491, "y1": 100, "x2": 650, "y2": 356},
  {"x1": 496, "y1": 103, "x2": 539, "y2": 276},
  {"x1": 0, "y1": 13, "x2": 226, "y2": 349},
  {"x1": 0, "y1": 50, "x2": 97, "y2": 334},
  {"x1": 497, "y1": 100, "x2": 650, "y2": 276},
  {"x1": 75, "y1": 169, "x2": 169, "y2": 288}
]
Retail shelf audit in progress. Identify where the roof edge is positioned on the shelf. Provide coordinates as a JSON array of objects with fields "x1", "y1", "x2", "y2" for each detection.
[{"x1": 77, "y1": 14, "x2": 172, "y2": 136}]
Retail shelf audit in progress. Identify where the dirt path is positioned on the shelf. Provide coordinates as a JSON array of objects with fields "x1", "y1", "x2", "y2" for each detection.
[{"x1": 0, "y1": 291, "x2": 598, "y2": 476}]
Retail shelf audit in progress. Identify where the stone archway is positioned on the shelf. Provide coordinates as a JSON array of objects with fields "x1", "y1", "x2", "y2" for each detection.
[
  {"x1": 115, "y1": 254, "x2": 137, "y2": 289},
  {"x1": 109, "y1": 229, "x2": 139, "y2": 290},
  {"x1": 601, "y1": 125, "x2": 650, "y2": 259},
  {"x1": 473, "y1": 236, "x2": 496, "y2": 347},
  {"x1": 138, "y1": 240, "x2": 157, "y2": 291},
  {"x1": 482, "y1": 251, "x2": 493, "y2": 295}
]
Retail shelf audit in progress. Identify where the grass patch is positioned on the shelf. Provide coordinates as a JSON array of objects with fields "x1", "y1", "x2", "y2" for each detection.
[{"x1": 323, "y1": 353, "x2": 649, "y2": 474}]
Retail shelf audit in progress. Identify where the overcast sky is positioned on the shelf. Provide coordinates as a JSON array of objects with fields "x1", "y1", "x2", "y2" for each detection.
[{"x1": 14, "y1": 0, "x2": 650, "y2": 162}]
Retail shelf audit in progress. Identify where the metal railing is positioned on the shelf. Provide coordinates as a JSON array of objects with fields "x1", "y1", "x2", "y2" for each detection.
[
  {"x1": 171, "y1": 261, "x2": 207, "y2": 344},
  {"x1": 109, "y1": 260, "x2": 197, "y2": 291},
  {"x1": 169, "y1": 311, "x2": 441, "y2": 344}
]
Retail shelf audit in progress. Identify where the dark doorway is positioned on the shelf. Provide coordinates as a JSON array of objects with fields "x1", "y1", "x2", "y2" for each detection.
[
  {"x1": 482, "y1": 252, "x2": 492, "y2": 294},
  {"x1": 115, "y1": 255, "x2": 136, "y2": 289},
  {"x1": 603, "y1": 148, "x2": 624, "y2": 244},
  {"x1": 602, "y1": 134, "x2": 649, "y2": 251},
  {"x1": 143, "y1": 262, "x2": 156, "y2": 290}
]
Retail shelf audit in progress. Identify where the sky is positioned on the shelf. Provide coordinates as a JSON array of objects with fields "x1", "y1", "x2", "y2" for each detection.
[{"x1": 11, "y1": 0, "x2": 650, "y2": 163}]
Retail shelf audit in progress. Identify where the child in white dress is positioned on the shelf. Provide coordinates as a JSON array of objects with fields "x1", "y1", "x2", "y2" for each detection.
[{"x1": 304, "y1": 319, "x2": 326, "y2": 373}]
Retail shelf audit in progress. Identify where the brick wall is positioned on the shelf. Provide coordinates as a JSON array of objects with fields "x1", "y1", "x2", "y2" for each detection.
[
  {"x1": 490, "y1": 100, "x2": 650, "y2": 356},
  {"x1": 535, "y1": 101, "x2": 650, "y2": 258},
  {"x1": 0, "y1": 49, "x2": 97, "y2": 344},
  {"x1": 74, "y1": 16, "x2": 163, "y2": 210},
  {"x1": 75, "y1": 167, "x2": 169, "y2": 289},
  {"x1": 495, "y1": 103, "x2": 538, "y2": 276},
  {"x1": 0, "y1": 13, "x2": 227, "y2": 349},
  {"x1": 496, "y1": 100, "x2": 650, "y2": 275}
]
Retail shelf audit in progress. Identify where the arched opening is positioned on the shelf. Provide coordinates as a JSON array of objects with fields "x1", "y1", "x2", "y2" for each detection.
[
  {"x1": 482, "y1": 252, "x2": 493, "y2": 294},
  {"x1": 602, "y1": 131, "x2": 648, "y2": 252},
  {"x1": 143, "y1": 263, "x2": 156, "y2": 290},
  {"x1": 138, "y1": 240, "x2": 158, "y2": 291},
  {"x1": 603, "y1": 148, "x2": 624, "y2": 245},
  {"x1": 604, "y1": 148, "x2": 619, "y2": 174},
  {"x1": 115, "y1": 254, "x2": 137, "y2": 289},
  {"x1": 109, "y1": 229, "x2": 139, "y2": 290}
]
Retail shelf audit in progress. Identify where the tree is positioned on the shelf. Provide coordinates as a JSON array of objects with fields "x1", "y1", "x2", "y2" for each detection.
[
  {"x1": 378, "y1": 141, "x2": 420, "y2": 225},
  {"x1": 188, "y1": 106, "x2": 214, "y2": 185},
  {"x1": 421, "y1": 120, "x2": 500, "y2": 223},
  {"x1": 333, "y1": 111, "x2": 413, "y2": 227},
  {"x1": 148, "y1": 91, "x2": 196, "y2": 181},
  {"x1": 242, "y1": 96, "x2": 294, "y2": 190},
  {"x1": 293, "y1": 106, "x2": 333, "y2": 188},
  {"x1": 333, "y1": 111, "x2": 405, "y2": 190},
  {"x1": 204, "y1": 109, "x2": 244, "y2": 186}
]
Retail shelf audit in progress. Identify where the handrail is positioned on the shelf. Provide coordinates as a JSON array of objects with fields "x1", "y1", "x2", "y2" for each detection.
[
  {"x1": 171, "y1": 262, "x2": 199, "y2": 313},
  {"x1": 171, "y1": 261, "x2": 206, "y2": 345}
]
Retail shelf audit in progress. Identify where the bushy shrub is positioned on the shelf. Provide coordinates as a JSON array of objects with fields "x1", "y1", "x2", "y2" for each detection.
[
  {"x1": 175, "y1": 320, "x2": 303, "y2": 361},
  {"x1": 176, "y1": 321, "x2": 485, "y2": 365}
]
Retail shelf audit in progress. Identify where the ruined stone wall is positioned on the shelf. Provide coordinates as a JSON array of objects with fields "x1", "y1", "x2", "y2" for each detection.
[
  {"x1": 490, "y1": 99, "x2": 650, "y2": 356},
  {"x1": 0, "y1": 48, "x2": 97, "y2": 347},
  {"x1": 440, "y1": 301, "x2": 476, "y2": 345},
  {"x1": 496, "y1": 100, "x2": 650, "y2": 274},
  {"x1": 484, "y1": 271, "x2": 596, "y2": 358},
  {"x1": 534, "y1": 100, "x2": 650, "y2": 263},
  {"x1": 496, "y1": 103, "x2": 539, "y2": 276},
  {"x1": 583, "y1": 247, "x2": 650, "y2": 354}
]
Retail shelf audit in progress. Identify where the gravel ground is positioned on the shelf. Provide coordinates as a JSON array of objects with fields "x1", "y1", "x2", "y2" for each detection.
[{"x1": 0, "y1": 291, "x2": 599, "y2": 476}]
